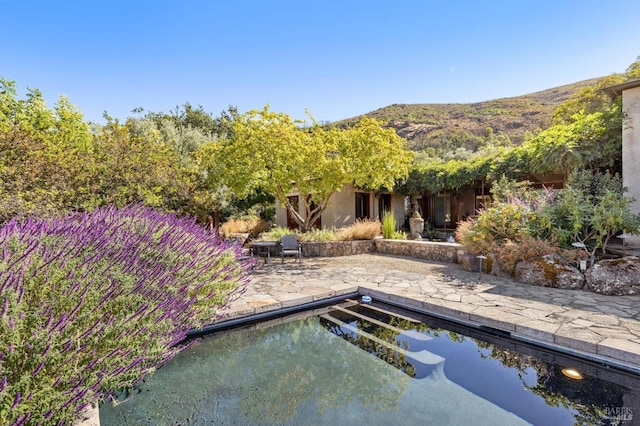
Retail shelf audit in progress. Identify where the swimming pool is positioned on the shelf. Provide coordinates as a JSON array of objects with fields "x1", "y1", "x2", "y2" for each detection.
[{"x1": 100, "y1": 299, "x2": 639, "y2": 425}]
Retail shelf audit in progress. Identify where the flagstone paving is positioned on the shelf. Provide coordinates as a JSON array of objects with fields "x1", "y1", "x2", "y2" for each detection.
[{"x1": 224, "y1": 253, "x2": 640, "y2": 371}]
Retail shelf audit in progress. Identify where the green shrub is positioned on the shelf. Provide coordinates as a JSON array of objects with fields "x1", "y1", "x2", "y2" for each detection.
[
  {"x1": 300, "y1": 228, "x2": 339, "y2": 242},
  {"x1": 456, "y1": 172, "x2": 640, "y2": 273},
  {"x1": 495, "y1": 235, "x2": 560, "y2": 274},
  {"x1": 455, "y1": 218, "x2": 495, "y2": 255},
  {"x1": 257, "y1": 226, "x2": 296, "y2": 241},
  {"x1": 392, "y1": 230, "x2": 407, "y2": 239},
  {"x1": 382, "y1": 211, "x2": 396, "y2": 239}
]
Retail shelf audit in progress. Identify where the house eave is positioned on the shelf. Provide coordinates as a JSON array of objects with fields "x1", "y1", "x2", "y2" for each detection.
[{"x1": 603, "y1": 78, "x2": 640, "y2": 98}]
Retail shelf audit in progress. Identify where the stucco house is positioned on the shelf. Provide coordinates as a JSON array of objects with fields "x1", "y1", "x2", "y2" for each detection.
[
  {"x1": 274, "y1": 185, "x2": 406, "y2": 230},
  {"x1": 606, "y1": 78, "x2": 640, "y2": 248}
]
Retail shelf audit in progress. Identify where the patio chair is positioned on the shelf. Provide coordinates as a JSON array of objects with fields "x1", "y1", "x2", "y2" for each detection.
[{"x1": 280, "y1": 235, "x2": 302, "y2": 264}]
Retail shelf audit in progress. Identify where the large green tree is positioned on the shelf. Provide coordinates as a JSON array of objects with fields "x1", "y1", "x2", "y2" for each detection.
[
  {"x1": 217, "y1": 106, "x2": 413, "y2": 232},
  {"x1": 91, "y1": 116, "x2": 189, "y2": 210},
  {"x1": 130, "y1": 106, "x2": 247, "y2": 225},
  {"x1": 0, "y1": 80, "x2": 97, "y2": 220}
]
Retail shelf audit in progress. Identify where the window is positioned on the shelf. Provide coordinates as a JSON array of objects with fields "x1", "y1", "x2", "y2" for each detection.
[
  {"x1": 475, "y1": 195, "x2": 492, "y2": 212},
  {"x1": 355, "y1": 192, "x2": 370, "y2": 220},
  {"x1": 378, "y1": 194, "x2": 391, "y2": 218},
  {"x1": 433, "y1": 193, "x2": 451, "y2": 228}
]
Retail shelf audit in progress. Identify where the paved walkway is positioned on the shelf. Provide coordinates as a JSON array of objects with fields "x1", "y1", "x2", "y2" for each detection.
[{"x1": 224, "y1": 253, "x2": 640, "y2": 371}]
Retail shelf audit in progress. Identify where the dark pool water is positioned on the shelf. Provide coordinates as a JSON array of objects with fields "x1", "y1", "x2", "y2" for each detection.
[{"x1": 100, "y1": 301, "x2": 639, "y2": 425}]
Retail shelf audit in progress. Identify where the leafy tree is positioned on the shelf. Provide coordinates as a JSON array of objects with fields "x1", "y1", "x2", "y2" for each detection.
[
  {"x1": 130, "y1": 106, "x2": 247, "y2": 226},
  {"x1": 551, "y1": 75, "x2": 625, "y2": 125},
  {"x1": 139, "y1": 103, "x2": 238, "y2": 141},
  {"x1": 91, "y1": 117, "x2": 188, "y2": 211},
  {"x1": 0, "y1": 81, "x2": 97, "y2": 220},
  {"x1": 218, "y1": 106, "x2": 413, "y2": 232},
  {"x1": 190, "y1": 140, "x2": 235, "y2": 226},
  {"x1": 547, "y1": 170, "x2": 640, "y2": 253}
]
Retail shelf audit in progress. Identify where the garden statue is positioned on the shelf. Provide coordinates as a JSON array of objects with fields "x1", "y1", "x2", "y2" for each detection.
[{"x1": 409, "y1": 211, "x2": 424, "y2": 240}]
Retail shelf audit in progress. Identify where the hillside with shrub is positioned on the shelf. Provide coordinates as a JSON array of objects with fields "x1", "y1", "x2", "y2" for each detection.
[{"x1": 338, "y1": 77, "x2": 603, "y2": 154}]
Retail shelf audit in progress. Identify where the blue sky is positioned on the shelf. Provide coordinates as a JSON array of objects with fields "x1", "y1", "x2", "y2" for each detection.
[{"x1": 2, "y1": 1, "x2": 639, "y2": 124}]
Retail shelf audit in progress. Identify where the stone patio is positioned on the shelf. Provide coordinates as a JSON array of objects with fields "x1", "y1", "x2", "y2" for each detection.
[{"x1": 224, "y1": 253, "x2": 640, "y2": 372}]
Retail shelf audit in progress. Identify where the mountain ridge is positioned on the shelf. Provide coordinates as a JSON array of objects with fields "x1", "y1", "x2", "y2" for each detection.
[{"x1": 338, "y1": 77, "x2": 604, "y2": 152}]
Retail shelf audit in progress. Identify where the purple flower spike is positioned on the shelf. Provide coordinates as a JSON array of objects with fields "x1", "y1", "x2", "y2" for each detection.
[
  {"x1": 11, "y1": 392, "x2": 20, "y2": 409},
  {"x1": 1, "y1": 297, "x2": 8, "y2": 317}
]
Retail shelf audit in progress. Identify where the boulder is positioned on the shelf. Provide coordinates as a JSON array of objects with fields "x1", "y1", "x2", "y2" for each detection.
[
  {"x1": 514, "y1": 253, "x2": 585, "y2": 289},
  {"x1": 584, "y1": 256, "x2": 640, "y2": 295},
  {"x1": 485, "y1": 252, "x2": 512, "y2": 278},
  {"x1": 458, "y1": 253, "x2": 483, "y2": 272},
  {"x1": 458, "y1": 252, "x2": 510, "y2": 276}
]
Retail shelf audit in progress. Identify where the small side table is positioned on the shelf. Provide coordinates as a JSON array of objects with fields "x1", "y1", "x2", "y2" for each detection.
[{"x1": 251, "y1": 241, "x2": 277, "y2": 264}]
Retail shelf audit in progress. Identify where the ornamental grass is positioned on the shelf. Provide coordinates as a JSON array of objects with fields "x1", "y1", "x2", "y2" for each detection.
[
  {"x1": 259, "y1": 219, "x2": 382, "y2": 243},
  {"x1": 336, "y1": 219, "x2": 382, "y2": 241},
  {"x1": 219, "y1": 216, "x2": 270, "y2": 239},
  {"x1": 0, "y1": 205, "x2": 251, "y2": 425}
]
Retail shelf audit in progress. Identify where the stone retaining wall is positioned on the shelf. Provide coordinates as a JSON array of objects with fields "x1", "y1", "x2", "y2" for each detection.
[
  {"x1": 301, "y1": 240, "x2": 376, "y2": 257},
  {"x1": 374, "y1": 239, "x2": 465, "y2": 263},
  {"x1": 296, "y1": 239, "x2": 465, "y2": 262},
  {"x1": 299, "y1": 239, "x2": 464, "y2": 262}
]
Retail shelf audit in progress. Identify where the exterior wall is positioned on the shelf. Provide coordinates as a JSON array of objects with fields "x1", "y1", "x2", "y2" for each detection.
[
  {"x1": 322, "y1": 185, "x2": 358, "y2": 228},
  {"x1": 275, "y1": 185, "x2": 405, "y2": 229},
  {"x1": 623, "y1": 86, "x2": 640, "y2": 247},
  {"x1": 275, "y1": 199, "x2": 287, "y2": 228},
  {"x1": 390, "y1": 194, "x2": 407, "y2": 229}
]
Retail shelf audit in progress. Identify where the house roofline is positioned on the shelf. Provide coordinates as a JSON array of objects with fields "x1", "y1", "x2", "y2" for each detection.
[{"x1": 603, "y1": 78, "x2": 640, "y2": 98}]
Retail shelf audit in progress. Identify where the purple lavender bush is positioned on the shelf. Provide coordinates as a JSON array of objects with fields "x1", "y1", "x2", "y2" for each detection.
[{"x1": 0, "y1": 205, "x2": 251, "y2": 425}]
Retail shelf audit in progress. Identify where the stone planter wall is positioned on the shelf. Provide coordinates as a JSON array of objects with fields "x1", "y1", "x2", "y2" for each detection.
[
  {"x1": 301, "y1": 240, "x2": 376, "y2": 257},
  {"x1": 374, "y1": 239, "x2": 464, "y2": 263},
  {"x1": 298, "y1": 238, "x2": 465, "y2": 263}
]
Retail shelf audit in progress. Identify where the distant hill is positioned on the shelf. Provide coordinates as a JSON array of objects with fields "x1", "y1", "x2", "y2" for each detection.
[{"x1": 338, "y1": 77, "x2": 604, "y2": 153}]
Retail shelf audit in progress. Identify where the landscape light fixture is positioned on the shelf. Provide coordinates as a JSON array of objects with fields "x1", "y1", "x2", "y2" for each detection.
[
  {"x1": 571, "y1": 242, "x2": 588, "y2": 271},
  {"x1": 476, "y1": 255, "x2": 487, "y2": 275},
  {"x1": 617, "y1": 233, "x2": 629, "y2": 256},
  {"x1": 561, "y1": 368, "x2": 583, "y2": 380}
]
